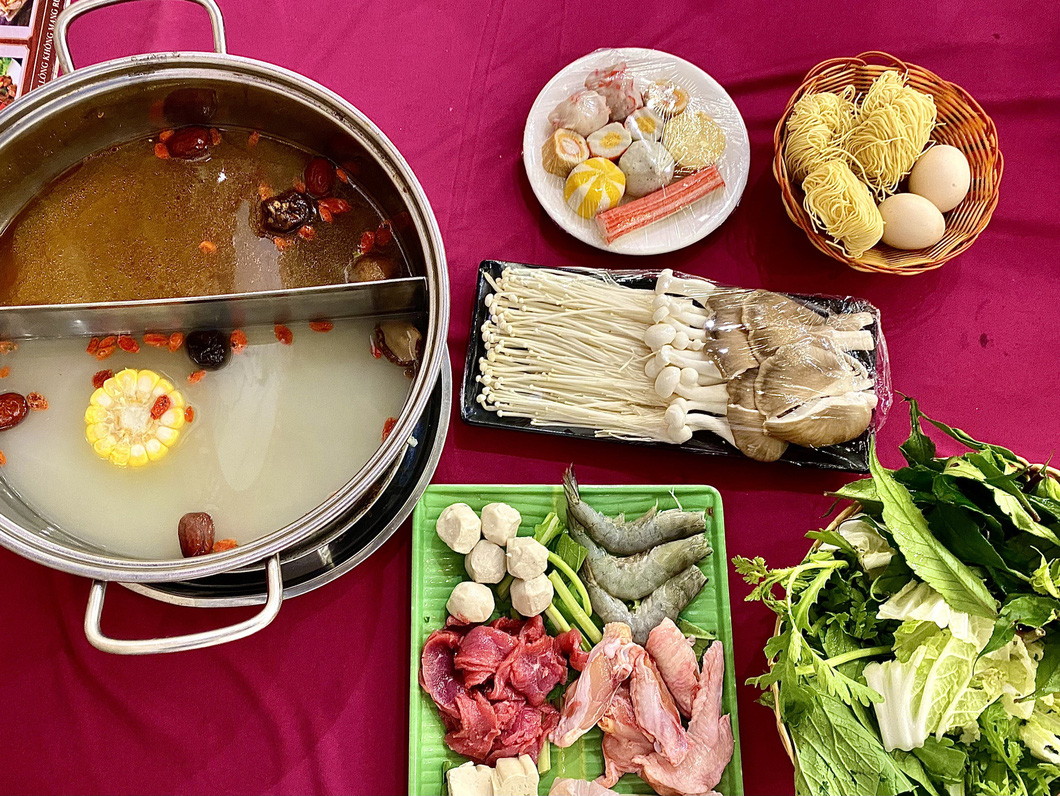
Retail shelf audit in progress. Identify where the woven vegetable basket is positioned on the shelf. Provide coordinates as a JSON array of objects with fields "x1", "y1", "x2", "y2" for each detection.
[
  {"x1": 773, "y1": 51, "x2": 1003, "y2": 275},
  {"x1": 770, "y1": 464, "x2": 1059, "y2": 768}
]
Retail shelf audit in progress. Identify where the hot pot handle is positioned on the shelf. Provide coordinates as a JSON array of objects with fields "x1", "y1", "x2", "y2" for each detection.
[
  {"x1": 55, "y1": 0, "x2": 227, "y2": 74},
  {"x1": 83, "y1": 554, "x2": 283, "y2": 655}
]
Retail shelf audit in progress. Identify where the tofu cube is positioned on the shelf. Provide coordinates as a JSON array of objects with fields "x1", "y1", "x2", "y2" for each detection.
[
  {"x1": 510, "y1": 574, "x2": 553, "y2": 618},
  {"x1": 506, "y1": 536, "x2": 549, "y2": 580},
  {"x1": 492, "y1": 755, "x2": 539, "y2": 796},
  {"x1": 437, "y1": 503, "x2": 482, "y2": 554},
  {"x1": 446, "y1": 761, "x2": 495, "y2": 796},
  {"x1": 465, "y1": 540, "x2": 506, "y2": 584},
  {"x1": 447, "y1": 581, "x2": 495, "y2": 624},
  {"x1": 481, "y1": 502, "x2": 521, "y2": 545}
]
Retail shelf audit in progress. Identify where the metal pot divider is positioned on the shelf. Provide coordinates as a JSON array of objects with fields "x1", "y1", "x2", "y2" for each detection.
[{"x1": 0, "y1": 0, "x2": 450, "y2": 653}]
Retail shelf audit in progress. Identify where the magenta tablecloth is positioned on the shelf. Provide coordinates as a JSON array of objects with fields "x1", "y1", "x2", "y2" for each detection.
[{"x1": 1, "y1": 2, "x2": 1058, "y2": 794}]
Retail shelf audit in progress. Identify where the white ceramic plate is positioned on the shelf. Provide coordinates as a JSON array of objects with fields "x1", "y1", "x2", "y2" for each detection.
[{"x1": 523, "y1": 47, "x2": 750, "y2": 255}]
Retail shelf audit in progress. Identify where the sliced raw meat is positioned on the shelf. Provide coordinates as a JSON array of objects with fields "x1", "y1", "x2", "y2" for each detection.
[
  {"x1": 518, "y1": 614, "x2": 547, "y2": 642},
  {"x1": 551, "y1": 622, "x2": 639, "y2": 747},
  {"x1": 486, "y1": 703, "x2": 559, "y2": 765},
  {"x1": 492, "y1": 698, "x2": 526, "y2": 731},
  {"x1": 646, "y1": 618, "x2": 700, "y2": 717},
  {"x1": 490, "y1": 616, "x2": 525, "y2": 635},
  {"x1": 509, "y1": 635, "x2": 569, "y2": 706},
  {"x1": 597, "y1": 684, "x2": 653, "y2": 788},
  {"x1": 455, "y1": 625, "x2": 519, "y2": 687},
  {"x1": 444, "y1": 692, "x2": 500, "y2": 763},
  {"x1": 633, "y1": 642, "x2": 734, "y2": 796},
  {"x1": 419, "y1": 628, "x2": 468, "y2": 719},
  {"x1": 629, "y1": 649, "x2": 688, "y2": 765},
  {"x1": 556, "y1": 628, "x2": 589, "y2": 671}
]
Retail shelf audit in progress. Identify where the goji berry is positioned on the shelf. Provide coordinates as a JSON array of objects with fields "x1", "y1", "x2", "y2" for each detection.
[
  {"x1": 198, "y1": 240, "x2": 217, "y2": 254},
  {"x1": 274, "y1": 237, "x2": 290, "y2": 251},
  {"x1": 87, "y1": 337, "x2": 100, "y2": 355},
  {"x1": 335, "y1": 168, "x2": 350, "y2": 184},
  {"x1": 99, "y1": 336, "x2": 117, "y2": 349},
  {"x1": 92, "y1": 369, "x2": 113, "y2": 389},
  {"x1": 143, "y1": 333, "x2": 170, "y2": 348},
  {"x1": 359, "y1": 231, "x2": 375, "y2": 254},
  {"x1": 274, "y1": 325, "x2": 293, "y2": 345},
  {"x1": 159, "y1": 129, "x2": 174, "y2": 142},
  {"x1": 248, "y1": 130, "x2": 260, "y2": 147},
  {"x1": 298, "y1": 225, "x2": 316, "y2": 240},
  {"x1": 117, "y1": 335, "x2": 140, "y2": 353},
  {"x1": 0, "y1": 451, "x2": 6, "y2": 466},
  {"x1": 209, "y1": 128, "x2": 222, "y2": 146},
  {"x1": 318, "y1": 206, "x2": 333, "y2": 224},
  {"x1": 168, "y1": 332, "x2": 184, "y2": 352},
  {"x1": 318, "y1": 197, "x2": 351, "y2": 215},
  {"x1": 0, "y1": 341, "x2": 16, "y2": 354},
  {"x1": 26, "y1": 392, "x2": 47, "y2": 411},
  {"x1": 375, "y1": 225, "x2": 392, "y2": 247},
  {"x1": 150, "y1": 395, "x2": 170, "y2": 419},
  {"x1": 258, "y1": 183, "x2": 272, "y2": 200},
  {"x1": 293, "y1": 178, "x2": 306, "y2": 193},
  {"x1": 95, "y1": 345, "x2": 116, "y2": 360},
  {"x1": 0, "y1": 367, "x2": 9, "y2": 379},
  {"x1": 184, "y1": 406, "x2": 195, "y2": 423},
  {"x1": 230, "y1": 329, "x2": 248, "y2": 354},
  {"x1": 212, "y1": 538, "x2": 238, "y2": 552},
  {"x1": 309, "y1": 320, "x2": 334, "y2": 333},
  {"x1": 382, "y1": 417, "x2": 398, "y2": 441},
  {"x1": 154, "y1": 142, "x2": 170, "y2": 159},
  {"x1": 187, "y1": 370, "x2": 206, "y2": 384}
]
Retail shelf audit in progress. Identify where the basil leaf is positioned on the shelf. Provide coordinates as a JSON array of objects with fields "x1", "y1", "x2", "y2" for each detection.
[
  {"x1": 1033, "y1": 635, "x2": 1060, "y2": 698},
  {"x1": 899, "y1": 397, "x2": 938, "y2": 467},
  {"x1": 981, "y1": 594, "x2": 1060, "y2": 655},
  {"x1": 869, "y1": 446, "x2": 997, "y2": 618}
]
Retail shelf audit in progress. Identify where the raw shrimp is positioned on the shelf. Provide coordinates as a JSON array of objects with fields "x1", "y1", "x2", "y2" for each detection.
[
  {"x1": 563, "y1": 468, "x2": 706, "y2": 555},
  {"x1": 584, "y1": 566, "x2": 706, "y2": 645},
  {"x1": 571, "y1": 521, "x2": 710, "y2": 600}
]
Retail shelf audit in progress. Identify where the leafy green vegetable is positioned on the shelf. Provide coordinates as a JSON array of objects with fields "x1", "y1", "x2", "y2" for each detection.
[
  {"x1": 911, "y1": 737, "x2": 966, "y2": 784},
  {"x1": 789, "y1": 690, "x2": 916, "y2": 796},
  {"x1": 676, "y1": 617, "x2": 716, "y2": 659},
  {"x1": 1020, "y1": 701, "x2": 1060, "y2": 764},
  {"x1": 1031, "y1": 554, "x2": 1060, "y2": 599},
  {"x1": 870, "y1": 446, "x2": 997, "y2": 619},
  {"x1": 982, "y1": 594, "x2": 1060, "y2": 655},
  {"x1": 1033, "y1": 636, "x2": 1060, "y2": 698},
  {"x1": 551, "y1": 532, "x2": 587, "y2": 573},
  {"x1": 899, "y1": 397, "x2": 939, "y2": 468}
]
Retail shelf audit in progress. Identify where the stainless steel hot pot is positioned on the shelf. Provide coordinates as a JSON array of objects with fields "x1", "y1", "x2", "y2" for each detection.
[{"x1": 0, "y1": 0, "x2": 449, "y2": 652}]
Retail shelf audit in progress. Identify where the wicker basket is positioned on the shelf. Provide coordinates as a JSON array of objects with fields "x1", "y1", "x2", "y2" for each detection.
[
  {"x1": 773, "y1": 51, "x2": 1003, "y2": 275},
  {"x1": 770, "y1": 464, "x2": 1059, "y2": 768}
]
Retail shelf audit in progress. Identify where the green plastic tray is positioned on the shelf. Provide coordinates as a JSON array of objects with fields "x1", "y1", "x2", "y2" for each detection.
[{"x1": 408, "y1": 483, "x2": 744, "y2": 795}]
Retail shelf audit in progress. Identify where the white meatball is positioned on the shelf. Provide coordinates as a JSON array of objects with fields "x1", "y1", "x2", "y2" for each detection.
[
  {"x1": 465, "y1": 540, "x2": 506, "y2": 584},
  {"x1": 506, "y1": 536, "x2": 549, "y2": 580},
  {"x1": 481, "y1": 502, "x2": 522, "y2": 545},
  {"x1": 436, "y1": 503, "x2": 481, "y2": 554},
  {"x1": 511, "y1": 574, "x2": 554, "y2": 618},
  {"x1": 446, "y1": 581, "x2": 495, "y2": 624}
]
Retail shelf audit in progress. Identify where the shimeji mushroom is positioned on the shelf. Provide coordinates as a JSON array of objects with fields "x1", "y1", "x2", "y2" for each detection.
[
  {"x1": 664, "y1": 400, "x2": 736, "y2": 445},
  {"x1": 655, "y1": 268, "x2": 717, "y2": 300},
  {"x1": 654, "y1": 371, "x2": 729, "y2": 414},
  {"x1": 654, "y1": 345, "x2": 726, "y2": 382},
  {"x1": 643, "y1": 322, "x2": 707, "y2": 352}
]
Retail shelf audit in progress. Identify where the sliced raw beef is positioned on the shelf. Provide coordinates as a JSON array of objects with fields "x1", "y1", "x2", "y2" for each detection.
[
  {"x1": 419, "y1": 628, "x2": 468, "y2": 719},
  {"x1": 490, "y1": 616, "x2": 525, "y2": 635},
  {"x1": 444, "y1": 691, "x2": 500, "y2": 763},
  {"x1": 509, "y1": 635, "x2": 569, "y2": 706},
  {"x1": 455, "y1": 626, "x2": 519, "y2": 687},
  {"x1": 518, "y1": 614, "x2": 548, "y2": 642},
  {"x1": 555, "y1": 628, "x2": 589, "y2": 671}
]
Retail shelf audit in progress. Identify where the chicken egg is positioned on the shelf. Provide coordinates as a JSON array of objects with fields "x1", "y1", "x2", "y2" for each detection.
[
  {"x1": 879, "y1": 193, "x2": 946, "y2": 250},
  {"x1": 908, "y1": 144, "x2": 971, "y2": 213}
]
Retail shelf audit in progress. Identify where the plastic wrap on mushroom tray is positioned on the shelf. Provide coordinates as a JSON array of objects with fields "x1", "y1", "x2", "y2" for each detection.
[
  {"x1": 462, "y1": 261, "x2": 892, "y2": 473},
  {"x1": 525, "y1": 49, "x2": 751, "y2": 253}
]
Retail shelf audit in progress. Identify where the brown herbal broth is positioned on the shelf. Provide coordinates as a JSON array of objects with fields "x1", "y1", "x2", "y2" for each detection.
[{"x1": 0, "y1": 130, "x2": 401, "y2": 305}]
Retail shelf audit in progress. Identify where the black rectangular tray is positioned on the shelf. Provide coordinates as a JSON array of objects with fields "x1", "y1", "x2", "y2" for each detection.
[{"x1": 461, "y1": 260, "x2": 885, "y2": 472}]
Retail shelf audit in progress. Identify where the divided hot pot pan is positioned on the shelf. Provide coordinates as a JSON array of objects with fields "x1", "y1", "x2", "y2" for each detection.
[{"x1": 0, "y1": 0, "x2": 450, "y2": 653}]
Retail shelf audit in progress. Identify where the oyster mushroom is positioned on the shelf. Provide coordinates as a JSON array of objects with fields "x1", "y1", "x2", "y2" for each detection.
[
  {"x1": 704, "y1": 291, "x2": 756, "y2": 379},
  {"x1": 764, "y1": 391, "x2": 878, "y2": 447},
  {"x1": 374, "y1": 321, "x2": 423, "y2": 368},
  {"x1": 726, "y1": 369, "x2": 788, "y2": 462},
  {"x1": 755, "y1": 342, "x2": 869, "y2": 420},
  {"x1": 742, "y1": 290, "x2": 874, "y2": 361}
]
